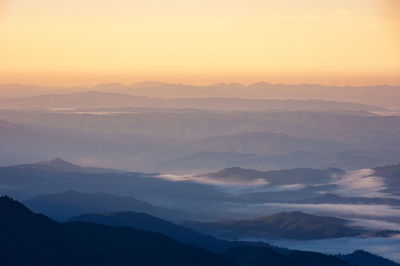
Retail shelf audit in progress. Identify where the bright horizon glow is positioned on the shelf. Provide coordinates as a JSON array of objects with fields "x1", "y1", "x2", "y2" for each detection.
[{"x1": 0, "y1": 0, "x2": 399, "y2": 86}]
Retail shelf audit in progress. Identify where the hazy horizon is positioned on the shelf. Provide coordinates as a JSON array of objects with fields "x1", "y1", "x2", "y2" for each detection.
[
  {"x1": 2, "y1": 80, "x2": 400, "y2": 88},
  {"x1": 1, "y1": 0, "x2": 399, "y2": 86},
  {"x1": 1, "y1": 80, "x2": 400, "y2": 109}
]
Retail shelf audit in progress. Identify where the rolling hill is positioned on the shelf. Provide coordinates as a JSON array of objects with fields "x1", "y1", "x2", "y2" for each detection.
[
  {"x1": 336, "y1": 250, "x2": 399, "y2": 266},
  {"x1": 184, "y1": 211, "x2": 364, "y2": 240},
  {"x1": 71, "y1": 211, "x2": 252, "y2": 253},
  {"x1": 224, "y1": 246, "x2": 346, "y2": 266},
  {"x1": 0, "y1": 196, "x2": 233, "y2": 266},
  {"x1": 25, "y1": 190, "x2": 200, "y2": 222}
]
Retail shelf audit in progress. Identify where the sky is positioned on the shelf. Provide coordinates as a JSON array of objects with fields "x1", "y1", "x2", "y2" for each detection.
[{"x1": 0, "y1": 0, "x2": 399, "y2": 86}]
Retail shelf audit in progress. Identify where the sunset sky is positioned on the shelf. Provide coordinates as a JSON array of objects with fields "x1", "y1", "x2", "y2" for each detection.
[{"x1": 0, "y1": 0, "x2": 399, "y2": 86}]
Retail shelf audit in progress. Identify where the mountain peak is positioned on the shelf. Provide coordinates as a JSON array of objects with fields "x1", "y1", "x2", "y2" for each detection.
[
  {"x1": 11, "y1": 159, "x2": 117, "y2": 174},
  {"x1": 39, "y1": 158, "x2": 78, "y2": 168},
  {"x1": 254, "y1": 211, "x2": 310, "y2": 221},
  {"x1": 27, "y1": 158, "x2": 87, "y2": 173},
  {"x1": 204, "y1": 167, "x2": 263, "y2": 180},
  {"x1": 249, "y1": 81, "x2": 272, "y2": 87}
]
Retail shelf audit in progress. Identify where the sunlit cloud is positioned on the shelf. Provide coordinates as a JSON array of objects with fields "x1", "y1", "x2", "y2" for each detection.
[
  {"x1": 331, "y1": 169, "x2": 394, "y2": 198},
  {"x1": 157, "y1": 174, "x2": 269, "y2": 187},
  {"x1": 156, "y1": 173, "x2": 310, "y2": 195}
]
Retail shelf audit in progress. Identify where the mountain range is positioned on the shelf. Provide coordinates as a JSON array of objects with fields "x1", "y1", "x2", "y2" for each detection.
[
  {"x1": 1, "y1": 196, "x2": 398, "y2": 266},
  {"x1": 0, "y1": 90, "x2": 387, "y2": 112},
  {"x1": 2, "y1": 159, "x2": 400, "y2": 221},
  {"x1": 0, "y1": 196, "x2": 232, "y2": 266},
  {"x1": 1, "y1": 82, "x2": 399, "y2": 109},
  {"x1": 0, "y1": 158, "x2": 227, "y2": 215},
  {"x1": 71, "y1": 209, "x2": 398, "y2": 246},
  {"x1": 24, "y1": 190, "x2": 200, "y2": 222},
  {"x1": 1, "y1": 107, "x2": 400, "y2": 172},
  {"x1": 70, "y1": 211, "x2": 252, "y2": 253}
]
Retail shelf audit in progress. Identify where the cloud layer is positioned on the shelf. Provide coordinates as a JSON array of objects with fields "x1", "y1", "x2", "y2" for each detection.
[{"x1": 332, "y1": 169, "x2": 392, "y2": 198}]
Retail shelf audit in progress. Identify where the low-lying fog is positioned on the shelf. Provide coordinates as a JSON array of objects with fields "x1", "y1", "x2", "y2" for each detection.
[{"x1": 267, "y1": 236, "x2": 400, "y2": 263}]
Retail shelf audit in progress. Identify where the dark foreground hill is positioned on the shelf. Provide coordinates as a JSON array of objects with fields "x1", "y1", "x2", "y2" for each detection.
[
  {"x1": 0, "y1": 196, "x2": 233, "y2": 266},
  {"x1": 224, "y1": 246, "x2": 346, "y2": 266},
  {"x1": 71, "y1": 211, "x2": 231, "y2": 253},
  {"x1": 71, "y1": 211, "x2": 265, "y2": 253},
  {"x1": 70, "y1": 211, "x2": 400, "y2": 266},
  {"x1": 1, "y1": 196, "x2": 398, "y2": 266},
  {"x1": 225, "y1": 247, "x2": 400, "y2": 266},
  {"x1": 336, "y1": 250, "x2": 399, "y2": 266}
]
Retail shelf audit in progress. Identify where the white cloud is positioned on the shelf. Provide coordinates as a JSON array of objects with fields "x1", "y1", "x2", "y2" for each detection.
[
  {"x1": 332, "y1": 169, "x2": 395, "y2": 198},
  {"x1": 157, "y1": 174, "x2": 269, "y2": 186},
  {"x1": 267, "y1": 237, "x2": 400, "y2": 263},
  {"x1": 156, "y1": 173, "x2": 309, "y2": 195}
]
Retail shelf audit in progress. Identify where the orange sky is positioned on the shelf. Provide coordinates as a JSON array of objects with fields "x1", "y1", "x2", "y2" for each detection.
[{"x1": 0, "y1": 0, "x2": 399, "y2": 86}]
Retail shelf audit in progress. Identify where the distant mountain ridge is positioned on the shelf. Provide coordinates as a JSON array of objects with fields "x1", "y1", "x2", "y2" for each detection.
[
  {"x1": 0, "y1": 90, "x2": 387, "y2": 111},
  {"x1": 2, "y1": 106, "x2": 400, "y2": 171},
  {"x1": 0, "y1": 81, "x2": 399, "y2": 109},
  {"x1": 298, "y1": 193, "x2": 400, "y2": 206},
  {"x1": 188, "y1": 131, "x2": 348, "y2": 155},
  {"x1": 16, "y1": 158, "x2": 121, "y2": 174}
]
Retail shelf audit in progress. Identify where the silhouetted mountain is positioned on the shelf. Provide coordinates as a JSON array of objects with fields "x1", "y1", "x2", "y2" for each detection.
[
  {"x1": 70, "y1": 211, "x2": 262, "y2": 253},
  {"x1": 184, "y1": 211, "x2": 363, "y2": 240},
  {"x1": 0, "y1": 196, "x2": 234, "y2": 266},
  {"x1": 336, "y1": 250, "x2": 399, "y2": 266},
  {"x1": 25, "y1": 190, "x2": 201, "y2": 222},
  {"x1": 224, "y1": 246, "x2": 347, "y2": 266}
]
